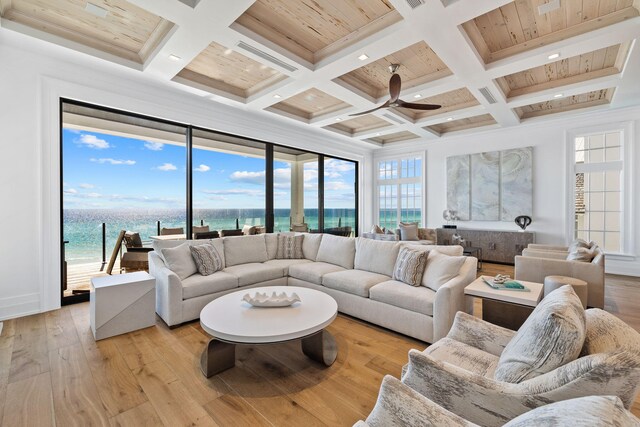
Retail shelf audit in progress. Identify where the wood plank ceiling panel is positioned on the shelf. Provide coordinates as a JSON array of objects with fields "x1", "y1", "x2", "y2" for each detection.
[
  {"x1": 462, "y1": 0, "x2": 639, "y2": 63},
  {"x1": 0, "y1": 0, "x2": 173, "y2": 63},
  {"x1": 395, "y1": 87, "x2": 479, "y2": 121},
  {"x1": 370, "y1": 130, "x2": 420, "y2": 144},
  {"x1": 515, "y1": 88, "x2": 615, "y2": 118},
  {"x1": 234, "y1": 0, "x2": 399, "y2": 63},
  {"x1": 498, "y1": 43, "x2": 629, "y2": 98},
  {"x1": 337, "y1": 42, "x2": 452, "y2": 99},
  {"x1": 177, "y1": 42, "x2": 286, "y2": 98},
  {"x1": 427, "y1": 114, "x2": 497, "y2": 134},
  {"x1": 324, "y1": 114, "x2": 392, "y2": 135},
  {"x1": 271, "y1": 88, "x2": 352, "y2": 119}
]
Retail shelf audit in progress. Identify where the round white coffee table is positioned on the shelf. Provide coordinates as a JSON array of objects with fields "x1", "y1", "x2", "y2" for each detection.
[{"x1": 199, "y1": 286, "x2": 338, "y2": 377}]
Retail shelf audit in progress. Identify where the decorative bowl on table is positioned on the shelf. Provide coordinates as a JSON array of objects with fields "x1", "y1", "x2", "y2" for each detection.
[
  {"x1": 242, "y1": 291, "x2": 301, "y2": 307},
  {"x1": 493, "y1": 274, "x2": 511, "y2": 284}
]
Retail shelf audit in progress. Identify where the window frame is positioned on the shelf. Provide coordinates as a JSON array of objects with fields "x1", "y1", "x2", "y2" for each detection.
[
  {"x1": 375, "y1": 152, "x2": 425, "y2": 229},
  {"x1": 566, "y1": 121, "x2": 634, "y2": 256}
]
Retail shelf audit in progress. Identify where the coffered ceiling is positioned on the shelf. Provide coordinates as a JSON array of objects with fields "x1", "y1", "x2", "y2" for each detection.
[{"x1": 1, "y1": 0, "x2": 639, "y2": 149}]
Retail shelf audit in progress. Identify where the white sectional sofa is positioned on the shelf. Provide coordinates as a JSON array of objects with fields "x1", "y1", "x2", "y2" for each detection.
[{"x1": 149, "y1": 233, "x2": 477, "y2": 343}]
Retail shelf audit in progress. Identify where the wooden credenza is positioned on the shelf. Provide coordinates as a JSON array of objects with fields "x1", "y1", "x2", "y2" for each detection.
[{"x1": 436, "y1": 228, "x2": 534, "y2": 265}]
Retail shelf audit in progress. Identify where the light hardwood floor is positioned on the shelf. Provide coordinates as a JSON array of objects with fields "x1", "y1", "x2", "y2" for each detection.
[{"x1": 1, "y1": 264, "x2": 639, "y2": 426}]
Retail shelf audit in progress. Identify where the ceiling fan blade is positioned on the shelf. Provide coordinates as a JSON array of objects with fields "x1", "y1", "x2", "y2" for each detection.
[
  {"x1": 389, "y1": 74, "x2": 401, "y2": 102},
  {"x1": 348, "y1": 99, "x2": 391, "y2": 116},
  {"x1": 396, "y1": 100, "x2": 442, "y2": 110}
]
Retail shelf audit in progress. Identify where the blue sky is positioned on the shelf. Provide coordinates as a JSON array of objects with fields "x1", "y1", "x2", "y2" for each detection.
[{"x1": 62, "y1": 128, "x2": 356, "y2": 210}]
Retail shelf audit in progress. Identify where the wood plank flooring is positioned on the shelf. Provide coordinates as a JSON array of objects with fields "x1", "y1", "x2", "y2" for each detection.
[{"x1": 1, "y1": 263, "x2": 639, "y2": 426}]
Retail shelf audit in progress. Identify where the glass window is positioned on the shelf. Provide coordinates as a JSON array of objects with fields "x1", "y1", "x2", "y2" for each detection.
[
  {"x1": 192, "y1": 129, "x2": 266, "y2": 232},
  {"x1": 573, "y1": 129, "x2": 624, "y2": 253},
  {"x1": 324, "y1": 157, "x2": 357, "y2": 236},
  {"x1": 377, "y1": 156, "x2": 423, "y2": 229}
]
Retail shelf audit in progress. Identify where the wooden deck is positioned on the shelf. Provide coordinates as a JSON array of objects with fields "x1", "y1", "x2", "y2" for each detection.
[{"x1": 65, "y1": 260, "x2": 122, "y2": 297}]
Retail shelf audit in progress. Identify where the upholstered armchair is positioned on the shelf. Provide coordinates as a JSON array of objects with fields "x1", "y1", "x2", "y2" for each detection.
[
  {"x1": 515, "y1": 245, "x2": 605, "y2": 308},
  {"x1": 400, "y1": 310, "x2": 640, "y2": 427},
  {"x1": 355, "y1": 375, "x2": 640, "y2": 427}
]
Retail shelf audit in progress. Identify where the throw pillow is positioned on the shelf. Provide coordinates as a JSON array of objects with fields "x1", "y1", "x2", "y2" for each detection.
[
  {"x1": 494, "y1": 285, "x2": 586, "y2": 383},
  {"x1": 242, "y1": 224, "x2": 256, "y2": 235},
  {"x1": 503, "y1": 396, "x2": 640, "y2": 427},
  {"x1": 276, "y1": 234, "x2": 304, "y2": 259},
  {"x1": 392, "y1": 247, "x2": 428, "y2": 286},
  {"x1": 421, "y1": 250, "x2": 466, "y2": 291},
  {"x1": 161, "y1": 243, "x2": 198, "y2": 280},
  {"x1": 566, "y1": 246, "x2": 597, "y2": 262},
  {"x1": 371, "y1": 224, "x2": 384, "y2": 234},
  {"x1": 399, "y1": 222, "x2": 419, "y2": 241},
  {"x1": 189, "y1": 243, "x2": 223, "y2": 276}
]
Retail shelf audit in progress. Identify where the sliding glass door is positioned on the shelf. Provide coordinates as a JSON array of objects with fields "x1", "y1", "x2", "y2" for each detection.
[{"x1": 60, "y1": 99, "x2": 359, "y2": 304}]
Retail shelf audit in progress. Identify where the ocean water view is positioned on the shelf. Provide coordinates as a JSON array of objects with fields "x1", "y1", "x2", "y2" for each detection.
[{"x1": 63, "y1": 208, "x2": 356, "y2": 264}]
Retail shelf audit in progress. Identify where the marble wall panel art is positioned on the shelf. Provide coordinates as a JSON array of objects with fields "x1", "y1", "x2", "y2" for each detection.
[
  {"x1": 501, "y1": 147, "x2": 533, "y2": 221},
  {"x1": 471, "y1": 151, "x2": 501, "y2": 220},
  {"x1": 446, "y1": 155, "x2": 470, "y2": 220}
]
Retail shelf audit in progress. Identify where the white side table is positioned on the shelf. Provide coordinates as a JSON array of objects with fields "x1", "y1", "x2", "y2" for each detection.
[{"x1": 90, "y1": 271, "x2": 155, "y2": 340}]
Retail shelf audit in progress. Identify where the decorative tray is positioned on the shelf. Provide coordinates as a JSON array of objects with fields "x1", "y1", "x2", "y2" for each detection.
[{"x1": 242, "y1": 291, "x2": 301, "y2": 307}]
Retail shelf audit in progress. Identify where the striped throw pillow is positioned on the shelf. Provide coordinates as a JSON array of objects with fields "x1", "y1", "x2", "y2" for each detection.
[
  {"x1": 190, "y1": 243, "x2": 223, "y2": 276},
  {"x1": 392, "y1": 247, "x2": 428, "y2": 286},
  {"x1": 276, "y1": 234, "x2": 304, "y2": 259}
]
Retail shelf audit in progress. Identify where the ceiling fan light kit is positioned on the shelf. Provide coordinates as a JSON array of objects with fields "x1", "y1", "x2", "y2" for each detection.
[{"x1": 349, "y1": 64, "x2": 442, "y2": 116}]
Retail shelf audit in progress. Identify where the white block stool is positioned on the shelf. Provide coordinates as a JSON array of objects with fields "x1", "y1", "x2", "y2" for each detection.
[
  {"x1": 544, "y1": 275, "x2": 588, "y2": 308},
  {"x1": 90, "y1": 271, "x2": 156, "y2": 340}
]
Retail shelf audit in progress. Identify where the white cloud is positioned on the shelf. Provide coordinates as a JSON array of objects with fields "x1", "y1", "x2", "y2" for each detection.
[
  {"x1": 64, "y1": 188, "x2": 77, "y2": 194},
  {"x1": 230, "y1": 170, "x2": 265, "y2": 184},
  {"x1": 195, "y1": 164, "x2": 210, "y2": 172},
  {"x1": 91, "y1": 158, "x2": 136, "y2": 165},
  {"x1": 144, "y1": 141, "x2": 164, "y2": 151},
  {"x1": 325, "y1": 181, "x2": 351, "y2": 191},
  {"x1": 86, "y1": 192, "x2": 102, "y2": 198},
  {"x1": 77, "y1": 134, "x2": 110, "y2": 149},
  {"x1": 157, "y1": 163, "x2": 177, "y2": 171},
  {"x1": 202, "y1": 189, "x2": 264, "y2": 197},
  {"x1": 79, "y1": 183, "x2": 94, "y2": 189}
]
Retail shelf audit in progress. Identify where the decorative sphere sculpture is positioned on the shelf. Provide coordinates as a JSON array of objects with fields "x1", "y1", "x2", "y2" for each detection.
[{"x1": 514, "y1": 215, "x2": 532, "y2": 231}]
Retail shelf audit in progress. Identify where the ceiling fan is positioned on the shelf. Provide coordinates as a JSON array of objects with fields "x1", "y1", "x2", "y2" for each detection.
[{"x1": 350, "y1": 64, "x2": 442, "y2": 116}]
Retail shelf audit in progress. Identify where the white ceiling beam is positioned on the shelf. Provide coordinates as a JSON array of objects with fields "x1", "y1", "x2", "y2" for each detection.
[
  {"x1": 413, "y1": 105, "x2": 488, "y2": 126},
  {"x1": 445, "y1": 0, "x2": 513, "y2": 25}
]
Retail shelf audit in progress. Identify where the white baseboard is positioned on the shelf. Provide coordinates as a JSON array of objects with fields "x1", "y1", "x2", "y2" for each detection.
[
  {"x1": 0, "y1": 293, "x2": 41, "y2": 321},
  {"x1": 606, "y1": 259, "x2": 640, "y2": 277},
  {"x1": 0, "y1": 322, "x2": 3, "y2": 336}
]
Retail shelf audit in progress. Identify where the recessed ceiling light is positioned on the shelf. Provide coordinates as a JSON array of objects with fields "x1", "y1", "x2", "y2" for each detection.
[
  {"x1": 168, "y1": 54, "x2": 181, "y2": 61},
  {"x1": 85, "y1": 2, "x2": 109, "y2": 18},
  {"x1": 548, "y1": 53, "x2": 560, "y2": 60},
  {"x1": 358, "y1": 54, "x2": 369, "y2": 61},
  {"x1": 335, "y1": 118, "x2": 342, "y2": 121},
  {"x1": 446, "y1": 117, "x2": 454, "y2": 121},
  {"x1": 223, "y1": 49, "x2": 233, "y2": 56},
  {"x1": 414, "y1": 94, "x2": 422, "y2": 99},
  {"x1": 273, "y1": 94, "x2": 282, "y2": 99},
  {"x1": 554, "y1": 93, "x2": 564, "y2": 98}
]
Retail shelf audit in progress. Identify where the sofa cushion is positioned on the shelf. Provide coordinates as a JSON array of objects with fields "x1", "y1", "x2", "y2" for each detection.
[
  {"x1": 503, "y1": 396, "x2": 640, "y2": 427},
  {"x1": 263, "y1": 259, "x2": 312, "y2": 276},
  {"x1": 422, "y1": 250, "x2": 466, "y2": 291},
  {"x1": 189, "y1": 243, "x2": 223, "y2": 276},
  {"x1": 369, "y1": 280, "x2": 435, "y2": 316},
  {"x1": 153, "y1": 239, "x2": 225, "y2": 267},
  {"x1": 354, "y1": 237, "x2": 400, "y2": 277},
  {"x1": 288, "y1": 262, "x2": 346, "y2": 285},
  {"x1": 265, "y1": 233, "x2": 278, "y2": 260},
  {"x1": 494, "y1": 285, "x2": 586, "y2": 383},
  {"x1": 392, "y1": 247, "x2": 428, "y2": 287},
  {"x1": 181, "y1": 271, "x2": 238, "y2": 300},
  {"x1": 316, "y1": 234, "x2": 356, "y2": 269},
  {"x1": 161, "y1": 243, "x2": 198, "y2": 280},
  {"x1": 323, "y1": 270, "x2": 390, "y2": 298},
  {"x1": 566, "y1": 246, "x2": 598, "y2": 262},
  {"x1": 302, "y1": 233, "x2": 323, "y2": 261},
  {"x1": 580, "y1": 308, "x2": 640, "y2": 356},
  {"x1": 276, "y1": 234, "x2": 304, "y2": 259},
  {"x1": 223, "y1": 235, "x2": 268, "y2": 266},
  {"x1": 398, "y1": 222, "x2": 419, "y2": 241},
  {"x1": 425, "y1": 337, "x2": 499, "y2": 377},
  {"x1": 223, "y1": 263, "x2": 284, "y2": 287},
  {"x1": 402, "y1": 244, "x2": 463, "y2": 256}
]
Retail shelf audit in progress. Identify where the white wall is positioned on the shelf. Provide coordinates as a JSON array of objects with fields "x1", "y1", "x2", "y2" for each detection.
[
  {"x1": 0, "y1": 30, "x2": 372, "y2": 321},
  {"x1": 376, "y1": 107, "x2": 640, "y2": 277}
]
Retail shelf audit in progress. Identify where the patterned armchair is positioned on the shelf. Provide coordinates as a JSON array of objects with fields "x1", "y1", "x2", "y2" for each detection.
[
  {"x1": 400, "y1": 310, "x2": 640, "y2": 427},
  {"x1": 355, "y1": 375, "x2": 640, "y2": 427}
]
